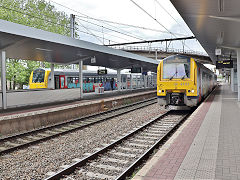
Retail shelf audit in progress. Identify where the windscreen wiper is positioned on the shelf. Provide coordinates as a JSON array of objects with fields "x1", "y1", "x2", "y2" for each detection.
[
  {"x1": 181, "y1": 74, "x2": 186, "y2": 80},
  {"x1": 169, "y1": 71, "x2": 177, "y2": 80}
]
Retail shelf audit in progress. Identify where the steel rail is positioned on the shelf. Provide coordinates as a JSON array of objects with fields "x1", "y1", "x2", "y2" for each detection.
[
  {"x1": 0, "y1": 97, "x2": 157, "y2": 155},
  {"x1": 45, "y1": 110, "x2": 190, "y2": 180}
]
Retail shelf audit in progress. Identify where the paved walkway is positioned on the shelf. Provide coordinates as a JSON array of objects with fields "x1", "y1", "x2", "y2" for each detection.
[{"x1": 133, "y1": 84, "x2": 240, "y2": 180}]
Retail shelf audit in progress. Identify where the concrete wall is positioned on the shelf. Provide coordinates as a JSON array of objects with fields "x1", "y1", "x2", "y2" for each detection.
[{"x1": 0, "y1": 91, "x2": 155, "y2": 135}]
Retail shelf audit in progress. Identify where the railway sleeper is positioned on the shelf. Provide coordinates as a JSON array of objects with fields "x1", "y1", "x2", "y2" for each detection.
[
  {"x1": 100, "y1": 157, "x2": 128, "y2": 165},
  {"x1": 78, "y1": 169, "x2": 116, "y2": 180},
  {"x1": 117, "y1": 146, "x2": 141, "y2": 153},
  {"x1": 4, "y1": 141, "x2": 22, "y2": 147},
  {"x1": 90, "y1": 162, "x2": 123, "y2": 171},
  {"x1": 109, "y1": 151, "x2": 137, "y2": 158}
]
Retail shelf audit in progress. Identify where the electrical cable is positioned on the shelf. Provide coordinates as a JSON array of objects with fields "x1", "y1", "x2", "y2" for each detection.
[
  {"x1": 154, "y1": 0, "x2": 191, "y2": 36},
  {"x1": 77, "y1": 20, "x2": 103, "y2": 44},
  {"x1": 76, "y1": 17, "x2": 145, "y2": 41},
  {"x1": 75, "y1": 20, "x2": 133, "y2": 42},
  {"x1": 76, "y1": 15, "x2": 188, "y2": 36},
  {"x1": 129, "y1": 0, "x2": 174, "y2": 35},
  {"x1": 75, "y1": 24, "x2": 120, "y2": 44}
]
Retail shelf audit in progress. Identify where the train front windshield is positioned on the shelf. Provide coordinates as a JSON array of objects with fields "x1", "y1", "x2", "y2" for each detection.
[
  {"x1": 32, "y1": 69, "x2": 45, "y2": 83},
  {"x1": 163, "y1": 56, "x2": 190, "y2": 79}
]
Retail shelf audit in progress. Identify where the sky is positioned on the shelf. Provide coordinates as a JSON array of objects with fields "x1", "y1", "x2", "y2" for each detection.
[{"x1": 50, "y1": 0, "x2": 206, "y2": 53}]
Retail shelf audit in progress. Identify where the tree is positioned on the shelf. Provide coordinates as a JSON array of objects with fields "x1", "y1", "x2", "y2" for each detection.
[{"x1": 0, "y1": 0, "x2": 77, "y2": 89}]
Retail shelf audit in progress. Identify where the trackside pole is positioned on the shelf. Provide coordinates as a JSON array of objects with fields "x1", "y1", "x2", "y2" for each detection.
[
  {"x1": 79, "y1": 60, "x2": 83, "y2": 99},
  {"x1": 50, "y1": 63, "x2": 54, "y2": 89},
  {"x1": 117, "y1": 69, "x2": 121, "y2": 91},
  {"x1": 237, "y1": 49, "x2": 240, "y2": 101},
  {"x1": 1, "y1": 51, "x2": 7, "y2": 109}
]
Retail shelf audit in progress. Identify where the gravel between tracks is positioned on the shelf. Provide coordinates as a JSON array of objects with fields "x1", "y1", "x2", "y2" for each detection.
[{"x1": 0, "y1": 104, "x2": 166, "y2": 180}]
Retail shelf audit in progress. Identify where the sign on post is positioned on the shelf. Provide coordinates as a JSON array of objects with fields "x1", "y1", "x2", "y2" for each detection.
[
  {"x1": 98, "y1": 69, "x2": 107, "y2": 75},
  {"x1": 216, "y1": 60, "x2": 233, "y2": 69}
]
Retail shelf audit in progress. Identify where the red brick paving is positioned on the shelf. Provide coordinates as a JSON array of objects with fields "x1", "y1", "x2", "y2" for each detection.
[{"x1": 144, "y1": 94, "x2": 215, "y2": 180}]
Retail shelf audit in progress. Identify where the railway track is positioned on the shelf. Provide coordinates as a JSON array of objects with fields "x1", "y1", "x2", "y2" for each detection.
[
  {"x1": 0, "y1": 97, "x2": 157, "y2": 155},
  {"x1": 45, "y1": 110, "x2": 191, "y2": 180}
]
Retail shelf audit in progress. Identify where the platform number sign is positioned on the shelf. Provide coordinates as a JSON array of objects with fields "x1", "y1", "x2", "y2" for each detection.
[
  {"x1": 216, "y1": 60, "x2": 233, "y2": 69},
  {"x1": 98, "y1": 69, "x2": 107, "y2": 75}
]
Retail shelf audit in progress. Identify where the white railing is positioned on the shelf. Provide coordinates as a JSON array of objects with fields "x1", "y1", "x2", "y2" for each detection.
[{"x1": 112, "y1": 45, "x2": 208, "y2": 57}]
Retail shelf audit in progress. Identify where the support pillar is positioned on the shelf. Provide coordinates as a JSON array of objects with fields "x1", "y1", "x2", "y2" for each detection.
[
  {"x1": 70, "y1": 14, "x2": 75, "y2": 39},
  {"x1": 237, "y1": 49, "x2": 240, "y2": 101},
  {"x1": 231, "y1": 68, "x2": 234, "y2": 92},
  {"x1": 117, "y1": 69, "x2": 121, "y2": 91},
  {"x1": 155, "y1": 49, "x2": 158, "y2": 60},
  {"x1": 130, "y1": 74, "x2": 133, "y2": 89},
  {"x1": 152, "y1": 74, "x2": 154, "y2": 88},
  {"x1": 144, "y1": 75, "x2": 147, "y2": 88},
  {"x1": 1, "y1": 51, "x2": 7, "y2": 109},
  {"x1": 50, "y1": 63, "x2": 55, "y2": 89},
  {"x1": 79, "y1": 60, "x2": 83, "y2": 99}
]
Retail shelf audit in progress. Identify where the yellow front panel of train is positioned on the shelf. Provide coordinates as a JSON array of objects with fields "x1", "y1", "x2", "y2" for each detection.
[{"x1": 157, "y1": 58, "x2": 198, "y2": 97}]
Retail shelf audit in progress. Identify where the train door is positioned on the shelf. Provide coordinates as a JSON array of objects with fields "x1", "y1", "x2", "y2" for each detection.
[
  {"x1": 55, "y1": 76, "x2": 60, "y2": 89},
  {"x1": 59, "y1": 75, "x2": 65, "y2": 89}
]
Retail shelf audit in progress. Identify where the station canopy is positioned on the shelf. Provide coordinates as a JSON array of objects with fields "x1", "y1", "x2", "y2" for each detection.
[
  {"x1": 0, "y1": 19, "x2": 158, "y2": 72},
  {"x1": 170, "y1": 0, "x2": 240, "y2": 64}
]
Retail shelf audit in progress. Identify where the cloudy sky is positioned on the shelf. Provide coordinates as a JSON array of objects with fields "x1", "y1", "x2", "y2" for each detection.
[{"x1": 50, "y1": 0, "x2": 206, "y2": 54}]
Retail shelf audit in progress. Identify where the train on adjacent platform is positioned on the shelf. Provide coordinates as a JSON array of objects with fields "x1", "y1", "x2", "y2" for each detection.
[
  {"x1": 29, "y1": 68, "x2": 156, "y2": 92},
  {"x1": 157, "y1": 55, "x2": 217, "y2": 107}
]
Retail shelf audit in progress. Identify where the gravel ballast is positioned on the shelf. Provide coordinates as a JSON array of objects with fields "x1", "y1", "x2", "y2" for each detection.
[{"x1": 0, "y1": 104, "x2": 166, "y2": 180}]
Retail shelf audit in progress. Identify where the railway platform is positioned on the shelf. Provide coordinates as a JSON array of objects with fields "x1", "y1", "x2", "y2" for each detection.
[
  {"x1": 133, "y1": 83, "x2": 240, "y2": 180},
  {"x1": 0, "y1": 88, "x2": 154, "y2": 110}
]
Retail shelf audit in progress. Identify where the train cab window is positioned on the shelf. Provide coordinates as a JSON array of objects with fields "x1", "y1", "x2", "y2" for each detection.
[
  {"x1": 163, "y1": 56, "x2": 190, "y2": 79},
  {"x1": 32, "y1": 69, "x2": 45, "y2": 83}
]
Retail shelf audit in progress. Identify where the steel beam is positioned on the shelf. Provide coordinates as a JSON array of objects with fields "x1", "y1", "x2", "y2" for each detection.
[
  {"x1": 237, "y1": 49, "x2": 240, "y2": 101},
  {"x1": 117, "y1": 69, "x2": 121, "y2": 91},
  {"x1": 50, "y1": 63, "x2": 54, "y2": 89},
  {"x1": 79, "y1": 60, "x2": 83, "y2": 99},
  {"x1": 1, "y1": 51, "x2": 7, "y2": 109}
]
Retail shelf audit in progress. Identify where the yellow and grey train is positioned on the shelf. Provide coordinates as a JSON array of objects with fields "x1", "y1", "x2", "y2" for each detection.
[{"x1": 157, "y1": 55, "x2": 216, "y2": 107}]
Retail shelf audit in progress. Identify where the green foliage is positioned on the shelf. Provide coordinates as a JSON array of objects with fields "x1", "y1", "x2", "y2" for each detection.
[
  {"x1": 0, "y1": 0, "x2": 71, "y2": 36},
  {"x1": 0, "y1": 0, "x2": 76, "y2": 89}
]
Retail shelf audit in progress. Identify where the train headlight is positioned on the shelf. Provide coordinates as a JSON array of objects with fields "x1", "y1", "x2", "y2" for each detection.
[
  {"x1": 191, "y1": 90, "x2": 194, "y2": 93},
  {"x1": 158, "y1": 90, "x2": 161, "y2": 93}
]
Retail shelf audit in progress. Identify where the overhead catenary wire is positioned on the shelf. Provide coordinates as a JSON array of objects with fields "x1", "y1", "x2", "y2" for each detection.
[
  {"x1": 77, "y1": 20, "x2": 103, "y2": 44},
  {"x1": 154, "y1": 0, "x2": 191, "y2": 36},
  {"x1": 129, "y1": 0, "x2": 194, "y2": 51},
  {"x1": 50, "y1": 0, "x2": 195, "y2": 50},
  {"x1": 75, "y1": 24, "x2": 120, "y2": 44},
  {"x1": 76, "y1": 15, "x2": 188, "y2": 37},
  {"x1": 75, "y1": 20, "x2": 134, "y2": 43},
  {"x1": 129, "y1": 0, "x2": 175, "y2": 36},
  {"x1": 76, "y1": 17, "x2": 145, "y2": 41},
  {"x1": 76, "y1": 15, "x2": 146, "y2": 41}
]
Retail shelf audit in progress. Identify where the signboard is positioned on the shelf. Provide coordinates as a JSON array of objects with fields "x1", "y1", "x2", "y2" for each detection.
[
  {"x1": 91, "y1": 56, "x2": 96, "y2": 63},
  {"x1": 215, "y1": 48, "x2": 222, "y2": 56},
  {"x1": 131, "y1": 67, "x2": 142, "y2": 73},
  {"x1": 97, "y1": 69, "x2": 107, "y2": 75},
  {"x1": 216, "y1": 60, "x2": 233, "y2": 69}
]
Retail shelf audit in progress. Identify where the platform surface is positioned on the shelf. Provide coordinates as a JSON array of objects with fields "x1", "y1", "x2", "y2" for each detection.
[
  {"x1": 133, "y1": 84, "x2": 240, "y2": 180},
  {"x1": 0, "y1": 88, "x2": 153, "y2": 110}
]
